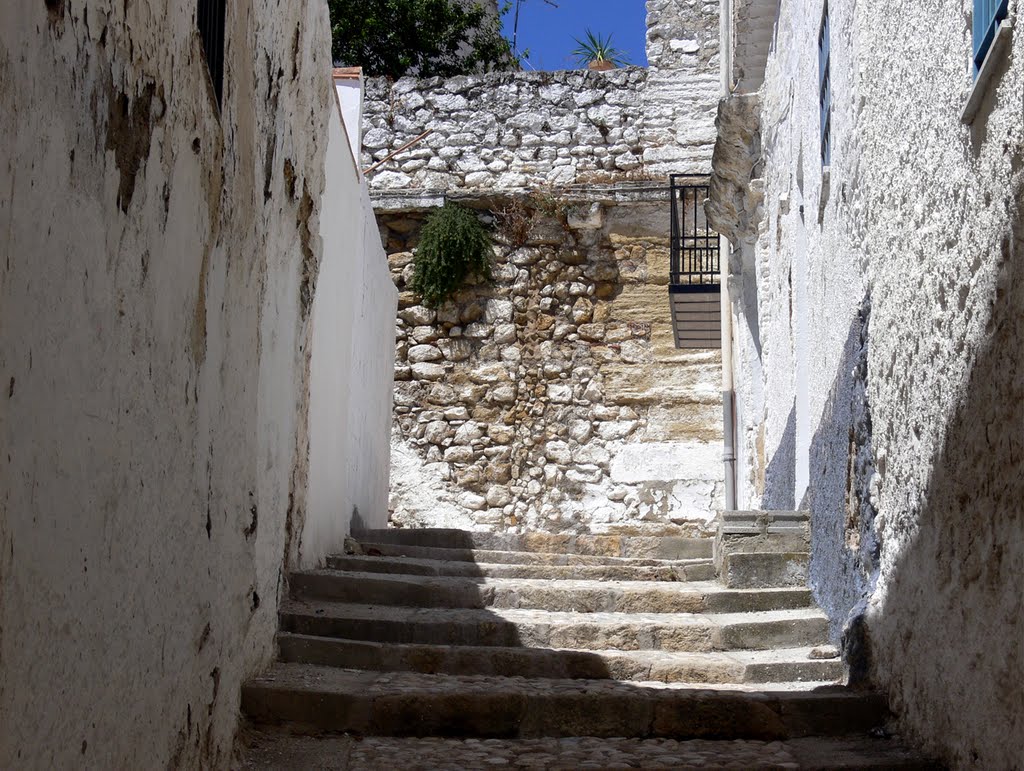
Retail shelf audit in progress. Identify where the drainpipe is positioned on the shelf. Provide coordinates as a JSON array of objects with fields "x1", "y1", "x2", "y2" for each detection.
[{"x1": 719, "y1": 0, "x2": 738, "y2": 510}]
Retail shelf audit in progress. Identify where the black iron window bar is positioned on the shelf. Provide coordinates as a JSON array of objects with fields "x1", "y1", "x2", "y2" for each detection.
[{"x1": 669, "y1": 175, "x2": 720, "y2": 287}]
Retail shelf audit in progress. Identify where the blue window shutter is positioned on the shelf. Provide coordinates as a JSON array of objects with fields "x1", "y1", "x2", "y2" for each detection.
[{"x1": 973, "y1": 0, "x2": 1009, "y2": 75}]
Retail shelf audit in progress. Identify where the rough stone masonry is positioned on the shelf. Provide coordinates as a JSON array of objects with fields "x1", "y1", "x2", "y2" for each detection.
[{"x1": 364, "y1": 0, "x2": 725, "y2": 534}]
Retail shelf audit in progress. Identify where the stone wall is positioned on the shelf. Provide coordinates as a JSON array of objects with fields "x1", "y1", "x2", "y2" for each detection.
[
  {"x1": 716, "y1": 0, "x2": 1024, "y2": 765},
  {"x1": 368, "y1": 0, "x2": 726, "y2": 534},
  {"x1": 382, "y1": 189, "x2": 723, "y2": 534},
  {"x1": 362, "y1": 0, "x2": 721, "y2": 192},
  {"x1": 0, "y1": 2, "x2": 390, "y2": 768}
]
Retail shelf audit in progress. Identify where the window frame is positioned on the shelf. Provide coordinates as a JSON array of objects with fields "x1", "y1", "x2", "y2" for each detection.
[{"x1": 973, "y1": 0, "x2": 1010, "y2": 77}]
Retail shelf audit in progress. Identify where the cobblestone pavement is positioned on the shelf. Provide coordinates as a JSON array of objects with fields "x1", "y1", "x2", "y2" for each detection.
[{"x1": 239, "y1": 732, "x2": 936, "y2": 770}]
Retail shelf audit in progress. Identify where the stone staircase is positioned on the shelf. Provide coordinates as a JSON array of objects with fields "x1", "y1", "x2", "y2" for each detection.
[{"x1": 238, "y1": 517, "x2": 937, "y2": 769}]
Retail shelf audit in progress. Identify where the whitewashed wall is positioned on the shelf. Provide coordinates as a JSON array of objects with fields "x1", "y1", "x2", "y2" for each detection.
[
  {"x1": 305, "y1": 94, "x2": 397, "y2": 563},
  {"x1": 0, "y1": 1, "x2": 390, "y2": 767},
  {"x1": 718, "y1": 0, "x2": 1024, "y2": 766}
]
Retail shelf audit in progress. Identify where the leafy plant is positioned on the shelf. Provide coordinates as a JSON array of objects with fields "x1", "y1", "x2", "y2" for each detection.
[
  {"x1": 410, "y1": 203, "x2": 494, "y2": 307},
  {"x1": 328, "y1": 0, "x2": 518, "y2": 79},
  {"x1": 571, "y1": 30, "x2": 628, "y2": 69}
]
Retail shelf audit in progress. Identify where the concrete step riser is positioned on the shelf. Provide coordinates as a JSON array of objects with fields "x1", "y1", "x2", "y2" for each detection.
[
  {"x1": 290, "y1": 572, "x2": 813, "y2": 615},
  {"x1": 722, "y1": 552, "x2": 810, "y2": 589},
  {"x1": 354, "y1": 529, "x2": 713, "y2": 559},
  {"x1": 325, "y1": 555, "x2": 717, "y2": 582},
  {"x1": 280, "y1": 610, "x2": 830, "y2": 653},
  {"x1": 241, "y1": 681, "x2": 888, "y2": 740},
  {"x1": 277, "y1": 634, "x2": 845, "y2": 685}
]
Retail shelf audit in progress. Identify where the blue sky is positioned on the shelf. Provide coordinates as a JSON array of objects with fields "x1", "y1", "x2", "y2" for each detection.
[{"x1": 500, "y1": 0, "x2": 649, "y2": 71}]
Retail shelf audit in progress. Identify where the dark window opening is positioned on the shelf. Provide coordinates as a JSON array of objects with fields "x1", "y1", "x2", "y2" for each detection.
[
  {"x1": 197, "y1": 0, "x2": 227, "y2": 106},
  {"x1": 818, "y1": 2, "x2": 831, "y2": 166}
]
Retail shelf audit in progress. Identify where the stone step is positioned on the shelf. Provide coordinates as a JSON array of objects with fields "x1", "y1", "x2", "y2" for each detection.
[
  {"x1": 290, "y1": 570, "x2": 814, "y2": 615},
  {"x1": 354, "y1": 528, "x2": 713, "y2": 559},
  {"x1": 721, "y1": 551, "x2": 810, "y2": 589},
  {"x1": 241, "y1": 732, "x2": 940, "y2": 770},
  {"x1": 277, "y1": 632, "x2": 844, "y2": 685},
  {"x1": 326, "y1": 553, "x2": 718, "y2": 582},
  {"x1": 241, "y1": 663, "x2": 887, "y2": 740},
  {"x1": 356, "y1": 541, "x2": 710, "y2": 568},
  {"x1": 279, "y1": 600, "x2": 830, "y2": 653}
]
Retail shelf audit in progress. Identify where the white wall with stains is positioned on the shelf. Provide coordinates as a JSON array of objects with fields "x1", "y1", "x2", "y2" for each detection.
[{"x1": 0, "y1": 0, "x2": 394, "y2": 767}]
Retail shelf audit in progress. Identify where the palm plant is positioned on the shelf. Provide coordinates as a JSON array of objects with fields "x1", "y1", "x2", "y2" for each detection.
[{"x1": 571, "y1": 29, "x2": 628, "y2": 70}]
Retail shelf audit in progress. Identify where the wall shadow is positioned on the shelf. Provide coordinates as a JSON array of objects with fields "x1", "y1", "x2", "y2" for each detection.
[
  {"x1": 864, "y1": 228, "x2": 1024, "y2": 766},
  {"x1": 763, "y1": 404, "x2": 796, "y2": 509},
  {"x1": 802, "y1": 294, "x2": 878, "y2": 654}
]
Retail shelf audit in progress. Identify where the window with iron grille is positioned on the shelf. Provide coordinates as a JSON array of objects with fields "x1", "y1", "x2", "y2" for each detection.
[
  {"x1": 818, "y1": 2, "x2": 831, "y2": 166},
  {"x1": 973, "y1": 0, "x2": 1009, "y2": 76},
  {"x1": 197, "y1": 0, "x2": 227, "y2": 106}
]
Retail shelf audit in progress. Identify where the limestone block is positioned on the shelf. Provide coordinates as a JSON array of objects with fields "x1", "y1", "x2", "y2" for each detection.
[
  {"x1": 569, "y1": 420, "x2": 594, "y2": 443},
  {"x1": 545, "y1": 441, "x2": 572, "y2": 465},
  {"x1": 400, "y1": 305, "x2": 437, "y2": 325},
  {"x1": 493, "y1": 323, "x2": 517, "y2": 344},
  {"x1": 411, "y1": 363, "x2": 447, "y2": 381},
  {"x1": 597, "y1": 421, "x2": 638, "y2": 441},
  {"x1": 487, "y1": 424, "x2": 516, "y2": 444},
  {"x1": 457, "y1": 492, "x2": 487, "y2": 510},
  {"x1": 609, "y1": 441, "x2": 723, "y2": 484},
  {"x1": 408, "y1": 344, "x2": 443, "y2": 363},
  {"x1": 490, "y1": 385, "x2": 517, "y2": 404},
  {"x1": 444, "y1": 446, "x2": 476, "y2": 464},
  {"x1": 547, "y1": 384, "x2": 574, "y2": 404}
]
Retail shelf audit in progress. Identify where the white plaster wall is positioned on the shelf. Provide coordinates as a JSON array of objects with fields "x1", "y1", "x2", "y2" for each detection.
[
  {"x1": 727, "y1": 0, "x2": 1024, "y2": 765},
  {"x1": 305, "y1": 91, "x2": 398, "y2": 559},
  {"x1": 335, "y1": 76, "x2": 364, "y2": 165},
  {"x1": 0, "y1": 0, "x2": 336, "y2": 767}
]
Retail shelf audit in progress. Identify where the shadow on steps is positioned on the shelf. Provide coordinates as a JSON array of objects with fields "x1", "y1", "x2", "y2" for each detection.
[{"x1": 238, "y1": 526, "x2": 941, "y2": 767}]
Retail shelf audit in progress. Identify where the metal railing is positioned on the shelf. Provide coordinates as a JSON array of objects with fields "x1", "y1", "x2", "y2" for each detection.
[{"x1": 669, "y1": 176, "x2": 720, "y2": 287}]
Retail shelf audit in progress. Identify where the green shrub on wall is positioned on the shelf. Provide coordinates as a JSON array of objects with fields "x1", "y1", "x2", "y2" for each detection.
[{"x1": 410, "y1": 203, "x2": 493, "y2": 307}]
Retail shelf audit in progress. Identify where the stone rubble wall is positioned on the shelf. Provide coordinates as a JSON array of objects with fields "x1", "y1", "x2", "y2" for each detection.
[
  {"x1": 718, "y1": 0, "x2": 1024, "y2": 766},
  {"x1": 361, "y1": 0, "x2": 720, "y2": 192},
  {"x1": 367, "y1": 0, "x2": 727, "y2": 534},
  {"x1": 382, "y1": 192, "x2": 723, "y2": 535}
]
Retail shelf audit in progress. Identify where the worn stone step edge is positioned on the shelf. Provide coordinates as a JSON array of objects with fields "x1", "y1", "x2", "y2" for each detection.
[
  {"x1": 276, "y1": 632, "x2": 845, "y2": 685},
  {"x1": 290, "y1": 570, "x2": 814, "y2": 615},
  {"x1": 241, "y1": 663, "x2": 888, "y2": 740},
  {"x1": 326, "y1": 553, "x2": 718, "y2": 582},
  {"x1": 721, "y1": 552, "x2": 810, "y2": 589},
  {"x1": 279, "y1": 600, "x2": 831, "y2": 653},
  {"x1": 354, "y1": 541, "x2": 711, "y2": 567},
  {"x1": 353, "y1": 528, "x2": 713, "y2": 559},
  {"x1": 240, "y1": 732, "x2": 941, "y2": 771}
]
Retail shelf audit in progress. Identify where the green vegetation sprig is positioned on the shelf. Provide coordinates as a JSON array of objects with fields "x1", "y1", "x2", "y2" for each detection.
[
  {"x1": 571, "y1": 30, "x2": 628, "y2": 69},
  {"x1": 410, "y1": 203, "x2": 494, "y2": 307}
]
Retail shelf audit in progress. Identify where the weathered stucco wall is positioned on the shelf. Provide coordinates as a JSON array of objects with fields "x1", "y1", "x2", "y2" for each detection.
[
  {"x1": 382, "y1": 190, "x2": 723, "y2": 534},
  {"x1": 718, "y1": 0, "x2": 1024, "y2": 765},
  {"x1": 0, "y1": 1, "x2": 389, "y2": 767}
]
